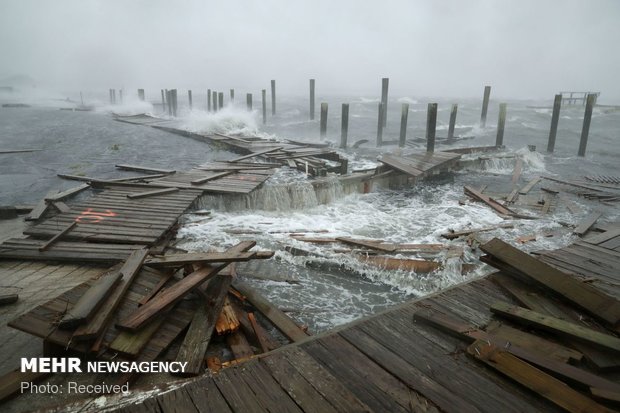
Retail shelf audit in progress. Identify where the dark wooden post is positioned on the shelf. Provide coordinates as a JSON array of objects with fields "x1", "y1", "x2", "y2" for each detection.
[
  {"x1": 447, "y1": 104, "x2": 458, "y2": 142},
  {"x1": 112, "y1": 89, "x2": 117, "y2": 105},
  {"x1": 246, "y1": 93, "x2": 252, "y2": 111},
  {"x1": 578, "y1": 94, "x2": 596, "y2": 157},
  {"x1": 218, "y1": 92, "x2": 223, "y2": 109},
  {"x1": 172, "y1": 89, "x2": 178, "y2": 117},
  {"x1": 207, "y1": 89, "x2": 211, "y2": 112},
  {"x1": 309, "y1": 79, "x2": 315, "y2": 120},
  {"x1": 138, "y1": 89, "x2": 145, "y2": 101},
  {"x1": 341, "y1": 103, "x2": 349, "y2": 149},
  {"x1": 380, "y1": 78, "x2": 389, "y2": 127},
  {"x1": 320, "y1": 103, "x2": 328, "y2": 139},
  {"x1": 212, "y1": 91, "x2": 218, "y2": 111},
  {"x1": 119, "y1": 89, "x2": 123, "y2": 104},
  {"x1": 376, "y1": 103, "x2": 384, "y2": 147},
  {"x1": 188, "y1": 90, "x2": 193, "y2": 110},
  {"x1": 261, "y1": 89, "x2": 267, "y2": 124},
  {"x1": 496, "y1": 103, "x2": 507, "y2": 146},
  {"x1": 160, "y1": 89, "x2": 165, "y2": 111},
  {"x1": 399, "y1": 103, "x2": 409, "y2": 147},
  {"x1": 270, "y1": 80, "x2": 276, "y2": 115},
  {"x1": 230, "y1": 89, "x2": 234, "y2": 103},
  {"x1": 109, "y1": 89, "x2": 113, "y2": 104},
  {"x1": 166, "y1": 90, "x2": 172, "y2": 116},
  {"x1": 426, "y1": 103, "x2": 437, "y2": 153},
  {"x1": 480, "y1": 85, "x2": 491, "y2": 127},
  {"x1": 547, "y1": 94, "x2": 562, "y2": 153}
]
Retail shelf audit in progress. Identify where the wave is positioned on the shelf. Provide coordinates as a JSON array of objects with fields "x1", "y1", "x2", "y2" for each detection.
[
  {"x1": 180, "y1": 106, "x2": 259, "y2": 135},
  {"x1": 397, "y1": 97, "x2": 418, "y2": 105}
]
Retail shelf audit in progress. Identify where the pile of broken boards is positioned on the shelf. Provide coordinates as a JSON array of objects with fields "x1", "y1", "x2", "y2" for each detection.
[
  {"x1": 5, "y1": 241, "x2": 311, "y2": 399},
  {"x1": 415, "y1": 235, "x2": 620, "y2": 411},
  {"x1": 284, "y1": 235, "x2": 476, "y2": 275}
]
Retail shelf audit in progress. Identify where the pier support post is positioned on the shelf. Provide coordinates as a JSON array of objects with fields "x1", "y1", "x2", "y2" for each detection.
[
  {"x1": 166, "y1": 90, "x2": 172, "y2": 116},
  {"x1": 230, "y1": 89, "x2": 234, "y2": 103},
  {"x1": 109, "y1": 89, "x2": 114, "y2": 105},
  {"x1": 138, "y1": 89, "x2": 145, "y2": 101},
  {"x1": 496, "y1": 103, "x2": 507, "y2": 146},
  {"x1": 207, "y1": 89, "x2": 211, "y2": 112},
  {"x1": 376, "y1": 103, "x2": 384, "y2": 147},
  {"x1": 119, "y1": 89, "x2": 123, "y2": 104},
  {"x1": 160, "y1": 89, "x2": 165, "y2": 111},
  {"x1": 218, "y1": 92, "x2": 224, "y2": 109},
  {"x1": 399, "y1": 103, "x2": 409, "y2": 147},
  {"x1": 447, "y1": 104, "x2": 458, "y2": 142},
  {"x1": 212, "y1": 91, "x2": 218, "y2": 111},
  {"x1": 578, "y1": 94, "x2": 596, "y2": 157},
  {"x1": 271, "y1": 80, "x2": 276, "y2": 115},
  {"x1": 320, "y1": 102, "x2": 328, "y2": 139},
  {"x1": 426, "y1": 103, "x2": 437, "y2": 153},
  {"x1": 246, "y1": 93, "x2": 253, "y2": 111},
  {"x1": 380, "y1": 78, "x2": 389, "y2": 127},
  {"x1": 341, "y1": 103, "x2": 349, "y2": 149},
  {"x1": 480, "y1": 85, "x2": 491, "y2": 127},
  {"x1": 172, "y1": 89, "x2": 178, "y2": 117},
  {"x1": 309, "y1": 79, "x2": 315, "y2": 120},
  {"x1": 547, "y1": 94, "x2": 562, "y2": 153},
  {"x1": 261, "y1": 89, "x2": 267, "y2": 124},
  {"x1": 188, "y1": 90, "x2": 193, "y2": 110}
]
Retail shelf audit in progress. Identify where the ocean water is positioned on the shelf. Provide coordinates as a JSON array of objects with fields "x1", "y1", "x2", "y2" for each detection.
[{"x1": 2, "y1": 90, "x2": 619, "y2": 332}]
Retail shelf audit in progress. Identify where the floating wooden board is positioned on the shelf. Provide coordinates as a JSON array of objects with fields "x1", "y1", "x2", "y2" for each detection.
[{"x1": 116, "y1": 164, "x2": 175, "y2": 174}]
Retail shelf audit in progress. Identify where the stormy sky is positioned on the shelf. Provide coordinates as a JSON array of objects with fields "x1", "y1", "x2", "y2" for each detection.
[{"x1": 1, "y1": 0, "x2": 619, "y2": 100}]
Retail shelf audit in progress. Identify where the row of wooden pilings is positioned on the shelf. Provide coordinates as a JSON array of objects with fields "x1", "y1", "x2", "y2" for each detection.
[{"x1": 116, "y1": 80, "x2": 597, "y2": 156}]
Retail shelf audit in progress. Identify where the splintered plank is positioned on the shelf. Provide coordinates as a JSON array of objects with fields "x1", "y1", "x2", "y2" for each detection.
[
  {"x1": 585, "y1": 229, "x2": 620, "y2": 246},
  {"x1": 115, "y1": 164, "x2": 175, "y2": 174},
  {"x1": 247, "y1": 312, "x2": 274, "y2": 353},
  {"x1": 357, "y1": 255, "x2": 440, "y2": 273},
  {"x1": 216, "y1": 296, "x2": 240, "y2": 335},
  {"x1": 467, "y1": 341, "x2": 610, "y2": 413},
  {"x1": 481, "y1": 237, "x2": 620, "y2": 327},
  {"x1": 126, "y1": 187, "x2": 179, "y2": 199},
  {"x1": 45, "y1": 184, "x2": 90, "y2": 202},
  {"x1": 38, "y1": 222, "x2": 77, "y2": 251},
  {"x1": 336, "y1": 237, "x2": 396, "y2": 252},
  {"x1": 464, "y1": 186, "x2": 516, "y2": 217},
  {"x1": 174, "y1": 272, "x2": 233, "y2": 376},
  {"x1": 441, "y1": 223, "x2": 514, "y2": 240},
  {"x1": 144, "y1": 251, "x2": 262, "y2": 268},
  {"x1": 58, "y1": 264, "x2": 122, "y2": 329},
  {"x1": 117, "y1": 241, "x2": 256, "y2": 332},
  {"x1": 26, "y1": 190, "x2": 57, "y2": 221},
  {"x1": 72, "y1": 248, "x2": 149, "y2": 340},
  {"x1": 574, "y1": 211, "x2": 602, "y2": 236},
  {"x1": 233, "y1": 281, "x2": 309, "y2": 342},
  {"x1": 490, "y1": 301, "x2": 620, "y2": 353},
  {"x1": 228, "y1": 147, "x2": 283, "y2": 163}
]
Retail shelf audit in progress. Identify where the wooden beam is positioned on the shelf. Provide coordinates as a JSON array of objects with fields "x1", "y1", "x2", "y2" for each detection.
[
  {"x1": 467, "y1": 341, "x2": 610, "y2": 413},
  {"x1": 58, "y1": 264, "x2": 122, "y2": 329},
  {"x1": 38, "y1": 222, "x2": 77, "y2": 251},
  {"x1": 464, "y1": 186, "x2": 518, "y2": 217},
  {"x1": 227, "y1": 147, "x2": 283, "y2": 163},
  {"x1": 26, "y1": 190, "x2": 56, "y2": 221},
  {"x1": 190, "y1": 171, "x2": 233, "y2": 185},
  {"x1": 336, "y1": 237, "x2": 396, "y2": 252},
  {"x1": 115, "y1": 164, "x2": 175, "y2": 174},
  {"x1": 233, "y1": 281, "x2": 309, "y2": 342},
  {"x1": 144, "y1": 251, "x2": 268, "y2": 267},
  {"x1": 51, "y1": 201, "x2": 71, "y2": 213},
  {"x1": 215, "y1": 296, "x2": 240, "y2": 335},
  {"x1": 481, "y1": 237, "x2": 620, "y2": 327},
  {"x1": 0, "y1": 370, "x2": 50, "y2": 403},
  {"x1": 490, "y1": 301, "x2": 620, "y2": 353},
  {"x1": 117, "y1": 241, "x2": 255, "y2": 332},
  {"x1": 126, "y1": 187, "x2": 179, "y2": 199},
  {"x1": 574, "y1": 212, "x2": 602, "y2": 236},
  {"x1": 226, "y1": 330, "x2": 254, "y2": 360},
  {"x1": 72, "y1": 248, "x2": 149, "y2": 341},
  {"x1": 441, "y1": 224, "x2": 513, "y2": 240},
  {"x1": 519, "y1": 176, "x2": 541, "y2": 195}
]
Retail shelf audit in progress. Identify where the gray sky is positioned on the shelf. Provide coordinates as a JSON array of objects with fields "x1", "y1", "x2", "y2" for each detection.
[{"x1": 1, "y1": 0, "x2": 619, "y2": 100}]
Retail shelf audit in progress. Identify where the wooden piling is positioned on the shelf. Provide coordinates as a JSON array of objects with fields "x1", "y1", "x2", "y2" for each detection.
[
  {"x1": 480, "y1": 85, "x2": 491, "y2": 127},
  {"x1": 262, "y1": 89, "x2": 267, "y2": 124},
  {"x1": 230, "y1": 89, "x2": 234, "y2": 103},
  {"x1": 119, "y1": 89, "x2": 123, "y2": 104},
  {"x1": 399, "y1": 103, "x2": 409, "y2": 147},
  {"x1": 341, "y1": 103, "x2": 349, "y2": 149},
  {"x1": 547, "y1": 94, "x2": 562, "y2": 153},
  {"x1": 578, "y1": 94, "x2": 596, "y2": 157},
  {"x1": 496, "y1": 103, "x2": 507, "y2": 147},
  {"x1": 138, "y1": 89, "x2": 145, "y2": 101},
  {"x1": 246, "y1": 93, "x2": 253, "y2": 111},
  {"x1": 166, "y1": 90, "x2": 172, "y2": 116},
  {"x1": 218, "y1": 92, "x2": 224, "y2": 109},
  {"x1": 271, "y1": 80, "x2": 276, "y2": 115},
  {"x1": 376, "y1": 103, "x2": 384, "y2": 147},
  {"x1": 109, "y1": 89, "x2": 114, "y2": 105},
  {"x1": 172, "y1": 89, "x2": 178, "y2": 117},
  {"x1": 160, "y1": 90, "x2": 165, "y2": 111},
  {"x1": 426, "y1": 103, "x2": 437, "y2": 153},
  {"x1": 212, "y1": 91, "x2": 218, "y2": 112},
  {"x1": 207, "y1": 89, "x2": 211, "y2": 112},
  {"x1": 188, "y1": 90, "x2": 193, "y2": 110},
  {"x1": 309, "y1": 79, "x2": 315, "y2": 120},
  {"x1": 111, "y1": 89, "x2": 116, "y2": 105},
  {"x1": 320, "y1": 102, "x2": 328, "y2": 139},
  {"x1": 447, "y1": 104, "x2": 458, "y2": 142},
  {"x1": 380, "y1": 78, "x2": 389, "y2": 127}
]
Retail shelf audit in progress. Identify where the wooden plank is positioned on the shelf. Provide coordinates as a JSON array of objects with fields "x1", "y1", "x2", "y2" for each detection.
[
  {"x1": 0, "y1": 294, "x2": 18, "y2": 306},
  {"x1": 116, "y1": 164, "x2": 175, "y2": 174},
  {"x1": 481, "y1": 237, "x2": 620, "y2": 327},
  {"x1": 190, "y1": 171, "x2": 233, "y2": 185},
  {"x1": 336, "y1": 237, "x2": 396, "y2": 252},
  {"x1": 127, "y1": 187, "x2": 179, "y2": 199},
  {"x1": 464, "y1": 186, "x2": 517, "y2": 217},
  {"x1": 379, "y1": 154, "x2": 423, "y2": 177},
  {"x1": 574, "y1": 211, "x2": 602, "y2": 236},
  {"x1": 38, "y1": 222, "x2": 77, "y2": 251},
  {"x1": 51, "y1": 201, "x2": 71, "y2": 213},
  {"x1": 228, "y1": 146, "x2": 283, "y2": 162},
  {"x1": 0, "y1": 370, "x2": 51, "y2": 402},
  {"x1": 58, "y1": 264, "x2": 122, "y2": 328},
  {"x1": 109, "y1": 316, "x2": 167, "y2": 358},
  {"x1": 585, "y1": 229, "x2": 620, "y2": 245},
  {"x1": 72, "y1": 248, "x2": 149, "y2": 340},
  {"x1": 357, "y1": 255, "x2": 441, "y2": 273},
  {"x1": 233, "y1": 281, "x2": 309, "y2": 342},
  {"x1": 216, "y1": 296, "x2": 240, "y2": 335},
  {"x1": 511, "y1": 158, "x2": 523, "y2": 183},
  {"x1": 441, "y1": 224, "x2": 514, "y2": 240},
  {"x1": 117, "y1": 242, "x2": 256, "y2": 332},
  {"x1": 26, "y1": 190, "x2": 56, "y2": 221},
  {"x1": 227, "y1": 330, "x2": 254, "y2": 360},
  {"x1": 490, "y1": 301, "x2": 620, "y2": 353},
  {"x1": 248, "y1": 312, "x2": 273, "y2": 353},
  {"x1": 45, "y1": 184, "x2": 89, "y2": 201},
  {"x1": 174, "y1": 272, "x2": 232, "y2": 376},
  {"x1": 144, "y1": 251, "x2": 261, "y2": 267},
  {"x1": 467, "y1": 340, "x2": 610, "y2": 413}
]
